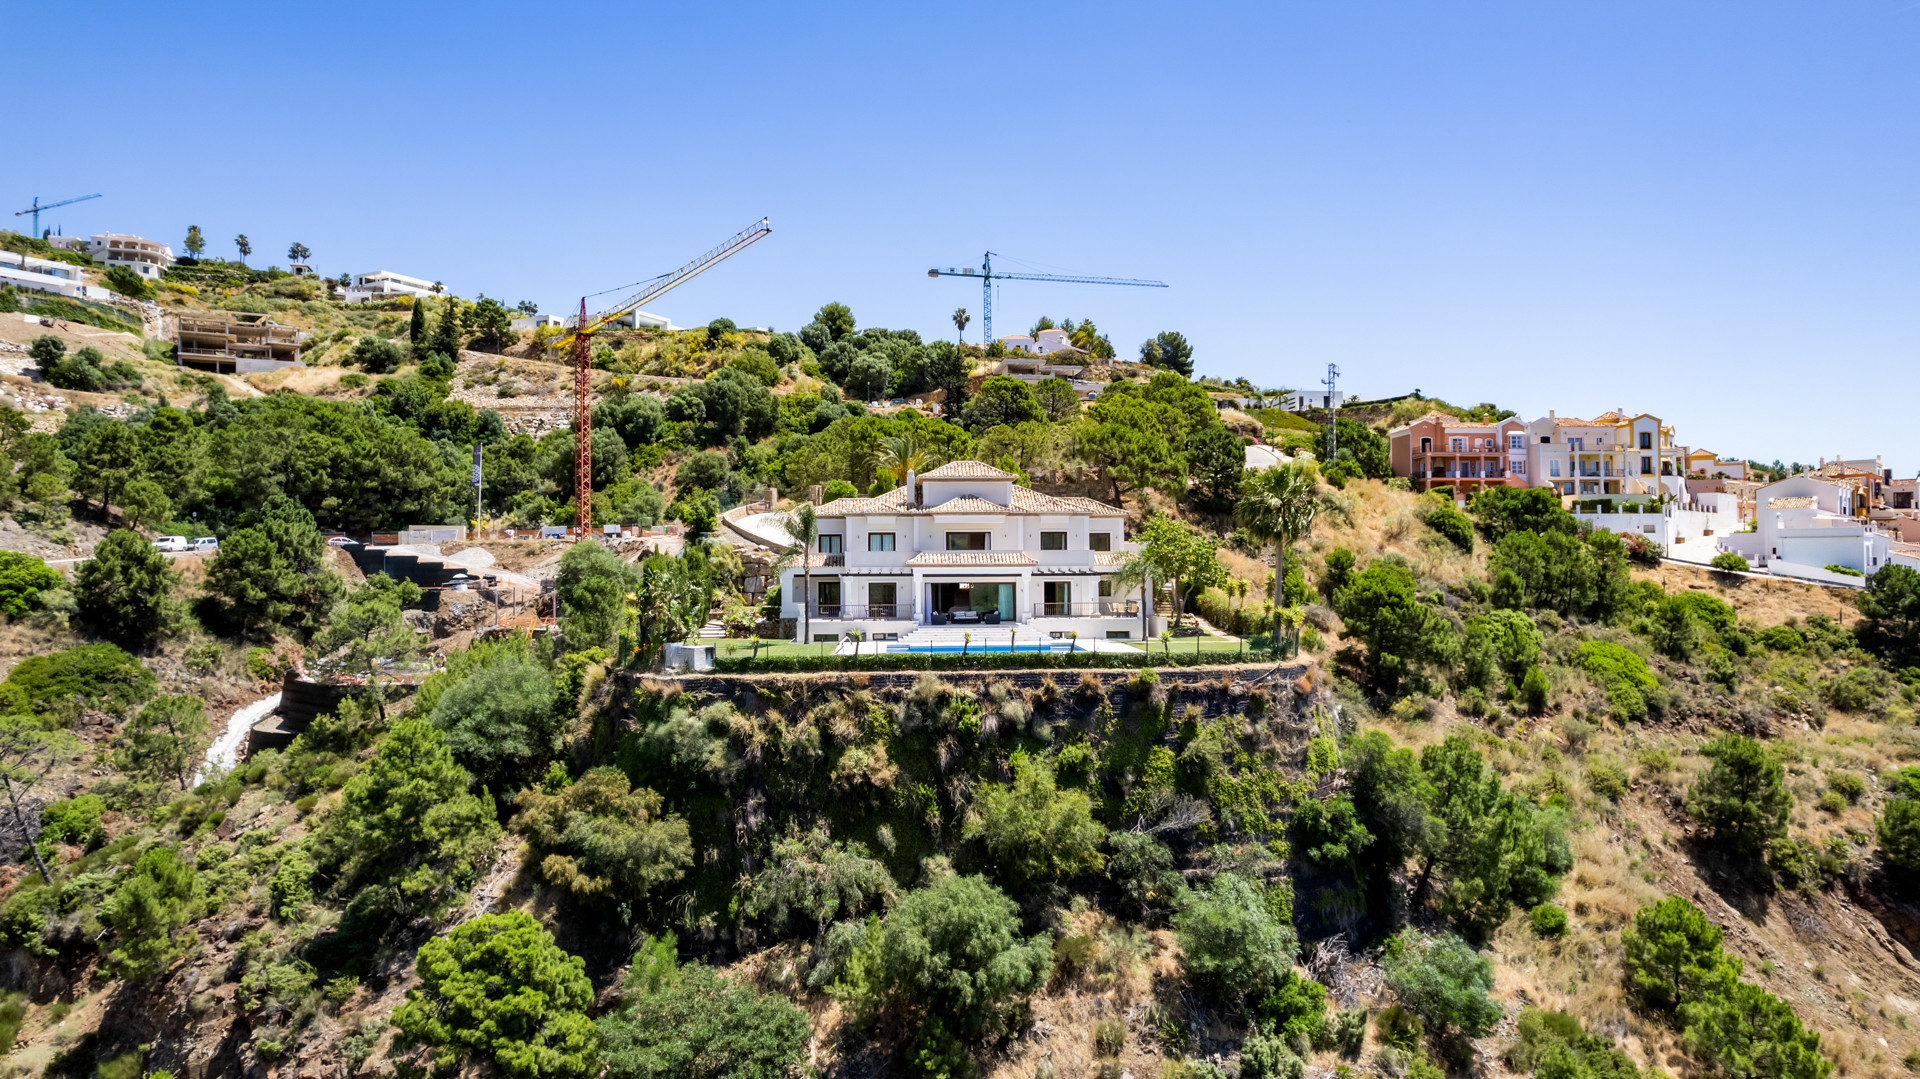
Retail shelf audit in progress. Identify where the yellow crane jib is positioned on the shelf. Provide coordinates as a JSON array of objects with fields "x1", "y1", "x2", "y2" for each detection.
[{"x1": 549, "y1": 216, "x2": 772, "y2": 352}]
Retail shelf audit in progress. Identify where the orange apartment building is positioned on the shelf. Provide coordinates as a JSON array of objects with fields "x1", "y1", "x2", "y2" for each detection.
[{"x1": 1387, "y1": 412, "x2": 1530, "y2": 495}]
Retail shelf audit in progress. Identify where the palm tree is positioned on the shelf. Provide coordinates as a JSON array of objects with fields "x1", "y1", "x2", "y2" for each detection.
[
  {"x1": 952, "y1": 308, "x2": 971, "y2": 344},
  {"x1": 777, "y1": 503, "x2": 820, "y2": 646},
  {"x1": 234, "y1": 234, "x2": 251, "y2": 265},
  {"x1": 1236, "y1": 463, "x2": 1319, "y2": 649},
  {"x1": 879, "y1": 433, "x2": 944, "y2": 488}
]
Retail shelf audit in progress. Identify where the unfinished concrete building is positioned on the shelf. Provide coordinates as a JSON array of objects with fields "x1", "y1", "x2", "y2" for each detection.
[{"x1": 174, "y1": 313, "x2": 304, "y2": 374}]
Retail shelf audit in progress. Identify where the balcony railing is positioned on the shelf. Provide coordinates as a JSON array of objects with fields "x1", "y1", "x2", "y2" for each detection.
[
  {"x1": 1033, "y1": 600, "x2": 1142, "y2": 618},
  {"x1": 1420, "y1": 469, "x2": 1507, "y2": 480},
  {"x1": 808, "y1": 603, "x2": 913, "y2": 620}
]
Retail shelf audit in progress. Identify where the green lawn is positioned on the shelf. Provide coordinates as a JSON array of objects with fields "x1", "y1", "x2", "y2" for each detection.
[
  {"x1": 713, "y1": 639, "x2": 842, "y2": 660},
  {"x1": 1115, "y1": 635, "x2": 1247, "y2": 656}
]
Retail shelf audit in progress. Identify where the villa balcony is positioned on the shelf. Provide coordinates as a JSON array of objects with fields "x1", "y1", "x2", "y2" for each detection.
[
  {"x1": 809, "y1": 603, "x2": 914, "y2": 620},
  {"x1": 1034, "y1": 601, "x2": 1142, "y2": 618}
]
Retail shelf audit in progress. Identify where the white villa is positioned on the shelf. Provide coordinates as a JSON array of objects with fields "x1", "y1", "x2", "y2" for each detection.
[
  {"x1": 994, "y1": 327, "x2": 1087, "y2": 357},
  {"x1": 776, "y1": 461, "x2": 1149, "y2": 647},
  {"x1": 1717, "y1": 475, "x2": 1892, "y2": 584},
  {"x1": 343, "y1": 270, "x2": 437, "y2": 304},
  {"x1": 87, "y1": 233, "x2": 175, "y2": 279}
]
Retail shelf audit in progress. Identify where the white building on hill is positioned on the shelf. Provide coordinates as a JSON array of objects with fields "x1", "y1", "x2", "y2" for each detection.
[
  {"x1": 88, "y1": 233, "x2": 174, "y2": 278},
  {"x1": 777, "y1": 461, "x2": 1150, "y2": 647},
  {"x1": 343, "y1": 270, "x2": 437, "y2": 304},
  {"x1": 1716, "y1": 475, "x2": 1890, "y2": 584}
]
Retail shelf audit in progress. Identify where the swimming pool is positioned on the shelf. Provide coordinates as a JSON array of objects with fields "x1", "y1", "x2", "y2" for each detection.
[{"x1": 887, "y1": 644, "x2": 1071, "y2": 654}]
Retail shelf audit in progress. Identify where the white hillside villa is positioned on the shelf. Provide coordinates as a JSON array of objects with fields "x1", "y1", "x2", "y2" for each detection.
[
  {"x1": 776, "y1": 461, "x2": 1149, "y2": 646},
  {"x1": 1717, "y1": 475, "x2": 1892, "y2": 584}
]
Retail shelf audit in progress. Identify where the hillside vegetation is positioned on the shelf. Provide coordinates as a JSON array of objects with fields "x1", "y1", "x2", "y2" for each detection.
[{"x1": 0, "y1": 292, "x2": 1912, "y2": 1079}]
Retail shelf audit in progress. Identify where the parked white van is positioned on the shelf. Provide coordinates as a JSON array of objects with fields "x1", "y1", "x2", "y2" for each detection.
[
  {"x1": 154, "y1": 536, "x2": 190, "y2": 552},
  {"x1": 189, "y1": 537, "x2": 220, "y2": 552}
]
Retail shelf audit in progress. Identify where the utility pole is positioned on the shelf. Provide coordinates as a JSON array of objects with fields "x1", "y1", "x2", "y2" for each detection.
[{"x1": 1322, "y1": 363, "x2": 1341, "y2": 462}]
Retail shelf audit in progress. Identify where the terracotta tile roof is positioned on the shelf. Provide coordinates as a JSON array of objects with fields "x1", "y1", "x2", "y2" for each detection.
[
  {"x1": 815, "y1": 488, "x2": 914, "y2": 517},
  {"x1": 906, "y1": 551, "x2": 1038, "y2": 567},
  {"x1": 922, "y1": 496, "x2": 1014, "y2": 514},
  {"x1": 1095, "y1": 550, "x2": 1130, "y2": 565},
  {"x1": 920, "y1": 460, "x2": 1017, "y2": 480}
]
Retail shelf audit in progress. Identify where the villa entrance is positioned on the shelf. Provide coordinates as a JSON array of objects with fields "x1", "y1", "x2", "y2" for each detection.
[{"x1": 928, "y1": 582, "x2": 1015, "y2": 622}]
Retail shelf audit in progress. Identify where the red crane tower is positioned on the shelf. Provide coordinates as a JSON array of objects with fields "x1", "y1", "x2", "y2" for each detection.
[{"x1": 547, "y1": 218, "x2": 772, "y2": 535}]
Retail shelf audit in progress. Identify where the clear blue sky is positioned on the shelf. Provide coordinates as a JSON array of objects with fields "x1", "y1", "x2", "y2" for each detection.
[{"x1": 24, "y1": 2, "x2": 1919, "y2": 471}]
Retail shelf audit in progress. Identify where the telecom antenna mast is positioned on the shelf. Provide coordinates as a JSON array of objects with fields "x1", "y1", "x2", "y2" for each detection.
[
  {"x1": 1322, "y1": 363, "x2": 1341, "y2": 462},
  {"x1": 547, "y1": 217, "x2": 772, "y2": 535},
  {"x1": 927, "y1": 252, "x2": 1166, "y2": 344}
]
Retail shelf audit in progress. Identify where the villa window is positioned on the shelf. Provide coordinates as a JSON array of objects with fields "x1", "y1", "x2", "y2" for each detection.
[
  {"x1": 1089, "y1": 532, "x2": 1112, "y2": 551},
  {"x1": 1549, "y1": 461, "x2": 1562, "y2": 477},
  {"x1": 1099, "y1": 577, "x2": 1113, "y2": 597},
  {"x1": 1450, "y1": 437, "x2": 1464, "y2": 451},
  {"x1": 1639, "y1": 432, "x2": 1653, "y2": 449},
  {"x1": 1641, "y1": 456, "x2": 1653, "y2": 475},
  {"x1": 1508, "y1": 434, "x2": 1524, "y2": 450},
  {"x1": 818, "y1": 534, "x2": 843, "y2": 554},
  {"x1": 869, "y1": 532, "x2": 895, "y2": 552},
  {"x1": 1420, "y1": 437, "x2": 1432, "y2": 453},
  {"x1": 946, "y1": 531, "x2": 988, "y2": 551},
  {"x1": 1041, "y1": 531, "x2": 1067, "y2": 550}
]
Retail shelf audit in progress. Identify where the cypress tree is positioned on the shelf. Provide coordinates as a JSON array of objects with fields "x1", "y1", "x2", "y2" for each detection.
[{"x1": 408, "y1": 300, "x2": 430, "y2": 358}]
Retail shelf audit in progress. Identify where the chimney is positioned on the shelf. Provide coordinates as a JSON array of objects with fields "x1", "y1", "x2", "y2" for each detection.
[
  {"x1": 808, "y1": 484, "x2": 823, "y2": 505},
  {"x1": 764, "y1": 486, "x2": 778, "y2": 508},
  {"x1": 906, "y1": 468, "x2": 918, "y2": 508},
  {"x1": 1548, "y1": 409, "x2": 1555, "y2": 419}
]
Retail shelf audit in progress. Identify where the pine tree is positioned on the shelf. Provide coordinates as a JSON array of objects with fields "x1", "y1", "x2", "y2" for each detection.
[
  {"x1": 432, "y1": 299, "x2": 463, "y2": 359},
  {"x1": 184, "y1": 226, "x2": 205, "y2": 258}
]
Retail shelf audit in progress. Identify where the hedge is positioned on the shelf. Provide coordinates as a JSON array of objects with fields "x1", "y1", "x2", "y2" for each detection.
[{"x1": 709, "y1": 645, "x2": 1269, "y2": 675}]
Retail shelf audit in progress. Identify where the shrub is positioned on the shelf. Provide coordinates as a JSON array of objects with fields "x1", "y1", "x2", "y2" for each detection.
[
  {"x1": 99, "y1": 846, "x2": 200, "y2": 981},
  {"x1": 1380, "y1": 929, "x2": 1501, "y2": 1038},
  {"x1": 1827, "y1": 772, "x2": 1866, "y2": 803},
  {"x1": 350, "y1": 336, "x2": 404, "y2": 373},
  {"x1": 1174, "y1": 873, "x2": 1298, "y2": 1003},
  {"x1": 965, "y1": 754, "x2": 1105, "y2": 888},
  {"x1": 1577, "y1": 641, "x2": 1658, "y2": 722},
  {"x1": 1689, "y1": 734, "x2": 1792, "y2": 855},
  {"x1": 1094, "y1": 1017, "x2": 1126, "y2": 1057},
  {"x1": 859, "y1": 873, "x2": 1053, "y2": 1039},
  {"x1": 0, "y1": 551, "x2": 61, "y2": 616},
  {"x1": 508, "y1": 767, "x2": 693, "y2": 904},
  {"x1": 0, "y1": 643, "x2": 155, "y2": 723},
  {"x1": 1238, "y1": 1032, "x2": 1304, "y2": 1079},
  {"x1": 1586, "y1": 759, "x2": 1628, "y2": 800},
  {"x1": 392, "y1": 910, "x2": 598, "y2": 1079},
  {"x1": 598, "y1": 942, "x2": 808, "y2": 1079},
  {"x1": 1710, "y1": 553, "x2": 1750, "y2": 574},
  {"x1": 1420, "y1": 502, "x2": 1474, "y2": 553},
  {"x1": 36, "y1": 794, "x2": 106, "y2": 856},
  {"x1": 1529, "y1": 903, "x2": 1569, "y2": 937},
  {"x1": 743, "y1": 827, "x2": 893, "y2": 943},
  {"x1": 1823, "y1": 564, "x2": 1863, "y2": 578}
]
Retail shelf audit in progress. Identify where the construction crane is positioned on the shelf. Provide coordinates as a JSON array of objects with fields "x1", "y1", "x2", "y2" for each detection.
[
  {"x1": 12, "y1": 193, "x2": 102, "y2": 239},
  {"x1": 549, "y1": 217, "x2": 772, "y2": 534},
  {"x1": 926, "y1": 251, "x2": 1166, "y2": 344}
]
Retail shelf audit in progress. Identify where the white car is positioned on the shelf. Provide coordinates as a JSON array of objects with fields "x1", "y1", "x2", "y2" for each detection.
[
  {"x1": 189, "y1": 537, "x2": 220, "y2": 552},
  {"x1": 154, "y1": 536, "x2": 190, "y2": 553}
]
